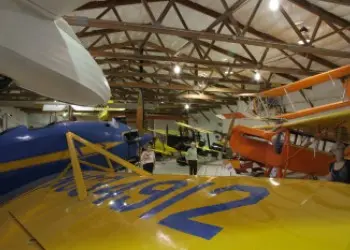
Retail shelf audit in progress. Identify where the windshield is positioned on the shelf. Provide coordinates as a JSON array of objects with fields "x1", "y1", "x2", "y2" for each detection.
[{"x1": 124, "y1": 131, "x2": 139, "y2": 141}]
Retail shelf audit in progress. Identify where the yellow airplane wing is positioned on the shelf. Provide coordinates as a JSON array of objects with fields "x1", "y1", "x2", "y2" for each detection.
[
  {"x1": 197, "y1": 145, "x2": 221, "y2": 153},
  {"x1": 176, "y1": 122, "x2": 213, "y2": 134},
  {"x1": 1, "y1": 171, "x2": 350, "y2": 249},
  {"x1": 255, "y1": 109, "x2": 350, "y2": 144},
  {"x1": 154, "y1": 138, "x2": 178, "y2": 156},
  {"x1": 148, "y1": 128, "x2": 180, "y2": 136}
]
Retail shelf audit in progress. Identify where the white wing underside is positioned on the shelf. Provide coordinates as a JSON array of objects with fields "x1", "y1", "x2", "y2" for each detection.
[{"x1": 0, "y1": 0, "x2": 111, "y2": 105}]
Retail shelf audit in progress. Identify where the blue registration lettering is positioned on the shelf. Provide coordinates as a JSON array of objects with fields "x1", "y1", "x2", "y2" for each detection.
[
  {"x1": 140, "y1": 182, "x2": 214, "y2": 219},
  {"x1": 159, "y1": 185, "x2": 269, "y2": 240},
  {"x1": 68, "y1": 175, "x2": 126, "y2": 197},
  {"x1": 93, "y1": 179, "x2": 153, "y2": 205},
  {"x1": 110, "y1": 180, "x2": 187, "y2": 212}
]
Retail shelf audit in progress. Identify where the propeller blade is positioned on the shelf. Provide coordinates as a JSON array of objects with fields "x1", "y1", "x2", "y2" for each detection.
[
  {"x1": 179, "y1": 125, "x2": 183, "y2": 139},
  {"x1": 166, "y1": 124, "x2": 169, "y2": 145},
  {"x1": 136, "y1": 89, "x2": 144, "y2": 136},
  {"x1": 207, "y1": 133, "x2": 211, "y2": 148}
]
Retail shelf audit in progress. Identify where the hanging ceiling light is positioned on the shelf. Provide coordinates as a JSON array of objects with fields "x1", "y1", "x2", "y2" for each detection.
[
  {"x1": 184, "y1": 103, "x2": 190, "y2": 110},
  {"x1": 173, "y1": 65, "x2": 181, "y2": 74},
  {"x1": 254, "y1": 71, "x2": 261, "y2": 81},
  {"x1": 269, "y1": 0, "x2": 279, "y2": 11},
  {"x1": 298, "y1": 26, "x2": 311, "y2": 45},
  {"x1": 298, "y1": 39, "x2": 311, "y2": 45},
  {"x1": 198, "y1": 81, "x2": 206, "y2": 89}
]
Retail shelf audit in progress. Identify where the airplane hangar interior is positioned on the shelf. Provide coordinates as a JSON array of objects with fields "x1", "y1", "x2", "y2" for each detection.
[{"x1": 0, "y1": 0, "x2": 349, "y2": 249}]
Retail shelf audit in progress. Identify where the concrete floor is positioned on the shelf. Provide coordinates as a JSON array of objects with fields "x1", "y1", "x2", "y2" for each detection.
[
  {"x1": 152, "y1": 158, "x2": 321, "y2": 180},
  {"x1": 153, "y1": 158, "x2": 235, "y2": 176}
]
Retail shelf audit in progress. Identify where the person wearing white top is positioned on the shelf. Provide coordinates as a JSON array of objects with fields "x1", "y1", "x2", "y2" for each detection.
[
  {"x1": 140, "y1": 145, "x2": 156, "y2": 174},
  {"x1": 186, "y1": 142, "x2": 198, "y2": 175}
]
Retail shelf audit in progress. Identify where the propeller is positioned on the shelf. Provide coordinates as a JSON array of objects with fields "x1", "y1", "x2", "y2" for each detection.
[
  {"x1": 206, "y1": 133, "x2": 210, "y2": 147},
  {"x1": 136, "y1": 89, "x2": 144, "y2": 136},
  {"x1": 136, "y1": 89, "x2": 146, "y2": 159}
]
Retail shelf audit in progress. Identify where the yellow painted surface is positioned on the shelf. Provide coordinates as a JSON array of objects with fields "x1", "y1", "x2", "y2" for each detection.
[
  {"x1": 0, "y1": 141, "x2": 123, "y2": 172},
  {"x1": 154, "y1": 138, "x2": 178, "y2": 156},
  {"x1": 68, "y1": 132, "x2": 150, "y2": 176},
  {"x1": 255, "y1": 109, "x2": 350, "y2": 131},
  {"x1": 149, "y1": 128, "x2": 181, "y2": 136},
  {"x1": 176, "y1": 122, "x2": 214, "y2": 134},
  {"x1": 254, "y1": 109, "x2": 350, "y2": 144},
  {"x1": 1, "y1": 172, "x2": 350, "y2": 249}
]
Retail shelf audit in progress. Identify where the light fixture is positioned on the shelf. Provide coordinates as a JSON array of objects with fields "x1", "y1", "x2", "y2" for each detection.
[
  {"x1": 71, "y1": 105, "x2": 95, "y2": 111},
  {"x1": 173, "y1": 65, "x2": 181, "y2": 74},
  {"x1": 185, "y1": 104, "x2": 190, "y2": 110},
  {"x1": 254, "y1": 71, "x2": 261, "y2": 81},
  {"x1": 62, "y1": 112, "x2": 68, "y2": 118},
  {"x1": 42, "y1": 104, "x2": 67, "y2": 112},
  {"x1": 198, "y1": 81, "x2": 206, "y2": 89},
  {"x1": 269, "y1": 0, "x2": 279, "y2": 11},
  {"x1": 297, "y1": 39, "x2": 310, "y2": 45},
  {"x1": 161, "y1": 101, "x2": 165, "y2": 104},
  {"x1": 71, "y1": 105, "x2": 125, "y2": 112}
]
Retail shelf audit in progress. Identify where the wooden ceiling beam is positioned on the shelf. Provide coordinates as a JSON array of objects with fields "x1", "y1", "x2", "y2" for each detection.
[
  {"x1": 75, "y1": 0, "x2": 165, "y2": 11},
  {"x1": 110, "y1": 81, "x2": 257, "y2": 94},
  {"x1": 65, "y1": 16, "x2": 350, "y2": 58},
  {"x1": 96, "y1": 52, "x2": 319, "y2": 76},
  {"x1": 175, "y1": 0, "x2": 340, "y2": 68},
  {"x1": 288, "y1": 0, "x2": 350, "y2": 28},
  {"x1": 317, "y1": 0, "x2": 350, "y2": 5},
  {"x1": 105, "y1": 70, "x2": 262, "y2": 84},
  {"x1": 74, "y1": 0, "x2": 342, "y2": 70}
]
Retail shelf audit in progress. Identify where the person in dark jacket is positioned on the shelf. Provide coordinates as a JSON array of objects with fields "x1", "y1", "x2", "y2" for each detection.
[{"x1": 327, "y1": 142, "x2": 350, "y2": 183}]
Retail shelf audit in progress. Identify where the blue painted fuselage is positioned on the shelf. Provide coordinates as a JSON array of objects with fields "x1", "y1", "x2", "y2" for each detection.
[{"x1": 0, "y1": 121, "x2": 152, "y2": 196}]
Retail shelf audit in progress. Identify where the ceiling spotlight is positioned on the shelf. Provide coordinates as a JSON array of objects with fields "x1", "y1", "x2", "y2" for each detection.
[
  {"x1": 298, "y1": 39, "x2": 310, "y2": 45},
  {"x1": 269, "y1": 0, "x2": 279, "y2": 11},
  {"x1": 173, "y1": 65, "x2": 181, "y2": 74},
  {"x1": 254, "y1": 71, "x2": 261, "y2": 81},
  {"x1": 198, "y1": 81, "x2": 206, "y2": 89},
  {"x1": 185, "y1": 104, "x2": 190, "y2": 110}
]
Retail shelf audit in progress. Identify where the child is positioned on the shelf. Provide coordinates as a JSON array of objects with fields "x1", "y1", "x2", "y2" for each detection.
[{"x1": 141, "y1": 145, "x2": 155, "y2": 174}]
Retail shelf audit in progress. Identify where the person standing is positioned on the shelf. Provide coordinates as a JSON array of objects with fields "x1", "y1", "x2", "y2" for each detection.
[
  {"x1": 186, "y1": 142, "x2": 198, "y2": 175},
  {"x1": 141, "y1": 145, "x2": 155, "y2": 174},
  {"x1": 327, "y1": 142, "x2": 350, "y2": 183}
]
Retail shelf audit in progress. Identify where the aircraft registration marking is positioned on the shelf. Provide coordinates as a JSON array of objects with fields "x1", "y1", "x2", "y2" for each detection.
[{"x1": 51, "y1": 173, "x2": 269, "y2": 240}]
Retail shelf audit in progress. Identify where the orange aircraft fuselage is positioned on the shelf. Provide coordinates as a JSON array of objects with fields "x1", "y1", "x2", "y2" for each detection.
[{"x1": 230, "y1": 126, "x2": 335, "y2": 176}]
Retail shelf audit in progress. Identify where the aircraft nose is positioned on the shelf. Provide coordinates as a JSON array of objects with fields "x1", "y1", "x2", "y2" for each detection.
[{"x1": 140, "y1": 133, "x2": 153, "y2": 147}]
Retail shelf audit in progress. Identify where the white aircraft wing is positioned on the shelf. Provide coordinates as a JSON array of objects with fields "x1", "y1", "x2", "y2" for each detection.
[{"x1": 0, "y1": 1, "x2": 110, "y2": 105}]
